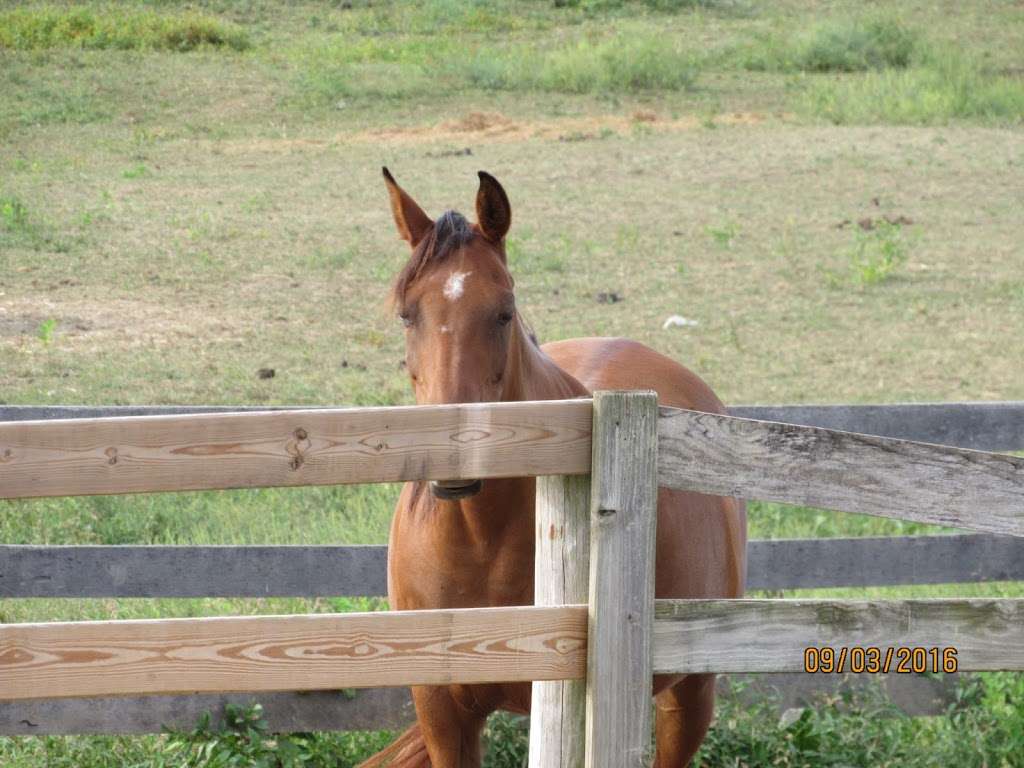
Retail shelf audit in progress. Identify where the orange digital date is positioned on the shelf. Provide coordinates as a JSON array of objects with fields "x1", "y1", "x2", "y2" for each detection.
[{"x1": 803, "y1": 646, "x2": 958, "y2": 674}]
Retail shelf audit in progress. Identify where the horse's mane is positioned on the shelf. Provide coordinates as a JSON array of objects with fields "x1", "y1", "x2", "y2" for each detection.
[{"x1": 391, "y1": 209, "x2": 475, "y2": 307}]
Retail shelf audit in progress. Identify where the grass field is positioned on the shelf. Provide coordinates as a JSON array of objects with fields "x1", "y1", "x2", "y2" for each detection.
[{"x1": 2, "y1": 0, "x2": 1023, "y2": 765}]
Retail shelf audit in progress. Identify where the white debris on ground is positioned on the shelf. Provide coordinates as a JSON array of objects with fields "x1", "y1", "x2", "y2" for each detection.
[{"x1": 662, "y1": 315, "x2": 699, "y2": 330}]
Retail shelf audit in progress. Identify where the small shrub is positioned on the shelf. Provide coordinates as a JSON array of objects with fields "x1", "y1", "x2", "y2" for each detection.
[
  {"x1": 537, "y1": 34, "x2": 699, "y2": 93},
  {"x1": 741, "y1": 17, "x2": 919, "y2": 73},
  {"x1": 482, "y1": 712, "x2": 529, "y2": 767},
  {"x1": 0, "y1": 6, "x2": 250, "y2": 52}
]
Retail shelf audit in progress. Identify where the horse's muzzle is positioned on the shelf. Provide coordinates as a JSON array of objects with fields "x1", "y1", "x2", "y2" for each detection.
[{"x1": 430, "y1": 479, "x2": 483, "y2": 500}]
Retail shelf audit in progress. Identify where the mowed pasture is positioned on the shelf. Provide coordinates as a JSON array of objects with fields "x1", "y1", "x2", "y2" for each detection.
[{"x1": 1, "y1": 0, "x2": 1023, "y2": 765}]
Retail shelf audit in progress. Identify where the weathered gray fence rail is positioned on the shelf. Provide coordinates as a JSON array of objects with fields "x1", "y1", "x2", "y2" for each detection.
[{"x1": 5, "y1": 534, "x2": 1024, "y2": 598}]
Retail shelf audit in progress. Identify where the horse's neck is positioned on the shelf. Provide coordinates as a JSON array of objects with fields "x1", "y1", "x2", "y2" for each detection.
[
  {"x1": 502, "y1": 316, "x2": 589, "y2": 402},
  {"x1": 450, "y1": 317, "x2": 587, "y2": 540}
]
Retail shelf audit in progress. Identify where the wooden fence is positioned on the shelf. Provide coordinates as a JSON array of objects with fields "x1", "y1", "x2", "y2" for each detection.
[{"x1": 1, "y1": 398, "x2": 1022, "y2": 764}]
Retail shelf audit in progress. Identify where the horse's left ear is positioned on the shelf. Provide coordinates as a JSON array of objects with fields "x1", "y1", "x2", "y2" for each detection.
[{"x1": 475, "y1": 171, "x2": 511, "y2": 244}]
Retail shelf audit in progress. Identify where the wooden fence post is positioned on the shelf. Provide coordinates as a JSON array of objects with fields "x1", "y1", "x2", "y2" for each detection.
[
  {"x1": 529, "y1": 473, "x2": 591, "y2": 768},
  {"x1": 585, "y1": 391, "x2": 659, "y2": 768}
]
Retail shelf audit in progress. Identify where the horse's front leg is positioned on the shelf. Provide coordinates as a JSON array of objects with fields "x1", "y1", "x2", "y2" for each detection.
[{"x1": 412, "y1": 684, "x2": 490, "y2": 767}]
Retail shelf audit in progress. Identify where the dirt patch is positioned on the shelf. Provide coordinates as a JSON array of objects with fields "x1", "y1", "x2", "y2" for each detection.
[
  {"x1": 0, "y1": 297, "x2": 242, "y2": 351},
  {"x1": 445, "y1": 111, "x2": 515, "y2": 132},
  {"x1": 355, "y1": 110, "x2": 779, "y2": 146},
  {"x1": 195, "y1": 111, "x2": 783, "y2": 155}
]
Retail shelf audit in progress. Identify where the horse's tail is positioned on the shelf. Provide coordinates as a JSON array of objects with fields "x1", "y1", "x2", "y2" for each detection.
[{"x1": 358, "y1": 722, "x2": 430, "y2": 768}]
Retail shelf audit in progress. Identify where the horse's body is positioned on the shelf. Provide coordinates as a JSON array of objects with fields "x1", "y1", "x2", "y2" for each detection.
[{"x1": 363, "y1": 171, "x2": 746, "y2": 767}]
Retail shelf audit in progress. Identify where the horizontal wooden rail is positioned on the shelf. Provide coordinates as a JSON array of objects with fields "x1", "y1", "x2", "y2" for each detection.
[
  {"x1": 0, "y1": 671, "x2": 960, "y2": 735},
  {"x1": 5, "y1": 600, "x2": 1016, "y2": 720},
  {"x1": 747, "y1": 534, "x2": 1024, "y2": 590},
  {"x1": 0, "y1": 400, "x2": 592, "y2": 500},
  {"x1": 0, "y1": 688, "x2": 416, "y2": 735},
  {"x1": 730, "y1": 402, "x2": 1024, "y2": 452},
  {"x1": 0, "y1": 605, "x2": 587, "y2": 701},
  {"x1": 4, "y1": 401, "x2": 1022, "y2": 451},
  {"x1": 657, "y1": 409, "x2": 1024, "y2": 537},
  {"x1": 653, "y1": 598, "x2": 1024, "y2": 674},
  {"x1": 0, "y1": 545, "x2": 389, "y2": 598},
  {"x1": 4, "y1": 534, "x2": 1023, "y2": 598}
]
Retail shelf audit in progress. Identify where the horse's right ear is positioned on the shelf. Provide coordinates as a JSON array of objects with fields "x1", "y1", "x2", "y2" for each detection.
[{"x1": 382, "y1": 167, "x2": 433, "y2": 248}]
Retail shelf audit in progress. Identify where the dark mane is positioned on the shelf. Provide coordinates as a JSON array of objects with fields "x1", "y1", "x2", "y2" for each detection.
[{"x1": 392, "y1": 210, "x2": 475, "y2": 306}]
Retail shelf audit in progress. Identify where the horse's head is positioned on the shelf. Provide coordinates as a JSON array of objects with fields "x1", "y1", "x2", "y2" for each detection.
[{"x1": 383, "y1": 168, "x2": 519, "y2": 499}]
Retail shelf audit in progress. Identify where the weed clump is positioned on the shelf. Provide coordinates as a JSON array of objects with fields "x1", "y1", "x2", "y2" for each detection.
[
  {"x1": 0, "y1": 6, "x2": 250, "y2": 52},
  {"x1": 741, "y1": 17, "x2": 919, "y2": 73},
  {"x1": 463, "y1": 32, "x2": 699, "y2": 94},
  {"x1": 849, "y1": 220, "x2": 909, "y2": 286},
  {"x1": 808, "y1": 51, "x2": 1024, "y2": 125}
]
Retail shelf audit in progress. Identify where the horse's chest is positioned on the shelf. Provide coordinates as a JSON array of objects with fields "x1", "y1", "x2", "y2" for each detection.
[{"x1": 390, "y1": 522, "x2": 533, "y2": 610}]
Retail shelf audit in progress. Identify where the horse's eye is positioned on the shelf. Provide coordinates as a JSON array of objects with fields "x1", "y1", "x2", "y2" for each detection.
[
  {"x1": 496, "y1": 311, "x2": 514, "y2": 327},
  {"x1": 399, "y1": 312, "x2": 414, "y2": 328}
]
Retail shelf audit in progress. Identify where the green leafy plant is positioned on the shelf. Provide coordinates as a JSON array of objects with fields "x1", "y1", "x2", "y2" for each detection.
[
  {"x1": 163, "y1": 703, "x2": 393, "y2": 767},
  {"x1": 850, "y1": 220, "x2": 909, "y2": 286},
  {"x1": 707, "y1": 221, "x2": 739, "y2": 249},
  {"x1": 37, "y1": 317, "x2": 58, "y2": 345}
]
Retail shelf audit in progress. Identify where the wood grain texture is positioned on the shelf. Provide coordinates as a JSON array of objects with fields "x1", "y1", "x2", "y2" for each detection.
[
  {"x1": 657, "y1": 408, "x2": 1024, "y2": 537},
  {"x1": 730, "y1": 402, "x2": 1024, "y2": 452},
  {"x1": 0, "y1": 688, "x2": 415, "y2": 735},
  {"x1": 6, "y1": 401, "x2": 1021, "y2": 452},
  {"x1": 4, "y1": 535, "x2": 1022, "y2": 599},
  {"x1": 530, "y1": 474, "x2": 591, "y2": 768},
  {"x1": 0, "y1": 400, "x2": 592, "y2": 500},
  {"x1": 585, "y1": 391, "x2": 659, "y2": 768},
  {"x1": 0, "y1": 605, "x2": 588, "y2": 701},
  {"x1": 746, "y1": 534, "x2": 1024, "y2": 591},
  {"x1": 653, "y1": 599, "x2": 1024, "y2": 673}
]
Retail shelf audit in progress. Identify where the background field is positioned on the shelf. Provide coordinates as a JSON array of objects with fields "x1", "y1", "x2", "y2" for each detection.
[{"x1": 2, "y1": 0, "x2": 1023, "y2": 766}]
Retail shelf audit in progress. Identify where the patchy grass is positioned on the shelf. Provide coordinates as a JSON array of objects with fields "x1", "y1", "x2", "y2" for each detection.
[
  {"x1": 0, "y1": 5, "x2": 250, "y2": 51},
  {"x1": 808, "y1": 51, "x2": 1024, "y2": 126},
  {"x1": 294, "y1": 28, "x2": 699, "y2": 105},
  {"x1": 739, "y1": 16, "x2": 920, "y2": 73}
]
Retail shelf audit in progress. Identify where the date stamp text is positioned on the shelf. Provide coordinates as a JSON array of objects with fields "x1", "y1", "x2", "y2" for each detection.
[{"x1": 803, "y1": 646, "x2": 958, "y2": 674}]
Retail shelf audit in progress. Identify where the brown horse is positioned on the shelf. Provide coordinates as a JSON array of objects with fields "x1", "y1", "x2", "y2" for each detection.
[{"x1": 362, "y1": 169, "x2": 746, "y2": 767}]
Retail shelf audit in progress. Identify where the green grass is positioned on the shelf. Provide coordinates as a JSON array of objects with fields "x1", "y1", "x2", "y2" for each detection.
[
  {"x1": 808, "y1": 51, "x2": 1024, "y2": 126},
  {"x1": 294, "y1": 28, "x2": 699, "y2": 105},
  {"x1": 739, "y1": 16, "x2": 920, "y2": 73},
  {"x1": 0, "y1": 5, "x2": 249, "y2": 51}
]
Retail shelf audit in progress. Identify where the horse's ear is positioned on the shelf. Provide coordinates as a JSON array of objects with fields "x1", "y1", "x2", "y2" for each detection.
[
  {"x1": 382, "y1": 167, "x2": 433, "y2": 248},
  {"x1": 475, "y1": 171, "x2": 511, "y2": 244}
]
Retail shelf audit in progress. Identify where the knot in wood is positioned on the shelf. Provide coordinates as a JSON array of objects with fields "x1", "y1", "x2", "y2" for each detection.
[{"x1": 286, "y1": 430, "x2": 312, "y2": 471}]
